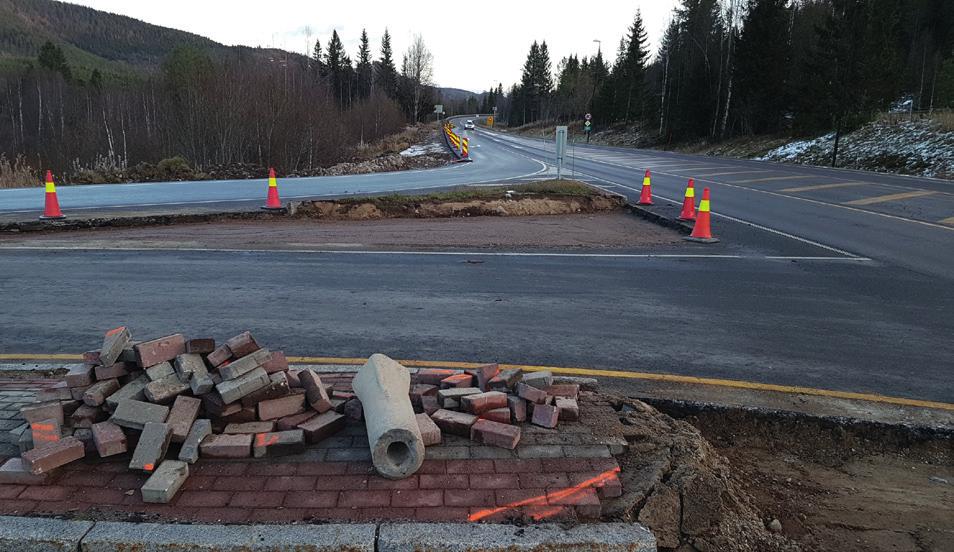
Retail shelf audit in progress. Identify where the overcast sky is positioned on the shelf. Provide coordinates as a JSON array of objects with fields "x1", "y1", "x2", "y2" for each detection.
[{"x1": 66, "y1": 1, "x2": 679, "y2": 92}]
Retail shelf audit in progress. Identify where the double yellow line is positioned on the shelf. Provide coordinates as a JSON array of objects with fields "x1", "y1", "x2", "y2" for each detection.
[{"x1": 3, "y1": 354, "x2": 949, "y2": 412}]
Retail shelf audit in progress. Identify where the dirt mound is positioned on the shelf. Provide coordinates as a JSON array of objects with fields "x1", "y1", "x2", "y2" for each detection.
[
  {"x1": 591, "y1": 396, "x2": 799, "y2": 551},
  {"x1": 287, "y1": 194, "x2": 624, "y2": 220}
]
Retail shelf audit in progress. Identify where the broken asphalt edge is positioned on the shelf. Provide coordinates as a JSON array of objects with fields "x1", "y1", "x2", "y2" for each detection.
[
  {"x1": 0, "y1": 515, "x2": 656, "y2": 551},
  {"x1": 624, "y1": 203, "x2": 694, "y2": 235}
]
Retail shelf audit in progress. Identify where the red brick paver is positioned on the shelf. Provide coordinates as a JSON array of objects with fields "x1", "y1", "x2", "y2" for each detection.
[{"x1": 0, "y1": 374, "x2": 623, "y2": 524}]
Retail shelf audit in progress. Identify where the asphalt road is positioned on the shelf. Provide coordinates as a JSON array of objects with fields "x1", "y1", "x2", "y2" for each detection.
[
  {"x1": 0, "y1": 126, "x2": 544, "y2": 216},
  {"x1": 1, "y1": 118, "x2": 952, "y2": 404},
  {"x1": 474, "y1": 128, "x2": 954, "y2": 278},
  {"x1": 0, "y1": 249, "x2": 950, "y2": 403}
]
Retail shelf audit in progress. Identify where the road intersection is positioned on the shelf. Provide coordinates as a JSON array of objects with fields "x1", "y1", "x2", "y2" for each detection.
[{"x1": 1, "y1": 119, "x2": 951, "y2": 405}]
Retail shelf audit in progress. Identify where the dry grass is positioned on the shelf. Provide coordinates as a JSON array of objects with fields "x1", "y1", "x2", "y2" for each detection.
[
  {"x1": 877, "y1": 109, "x2": 954, "y2": 131},
  {"x1": 933, "y1": 109, "x2": 954, "y2": 132},
  {"x1": 353, "y1": 123, "x2": 437, "y2": 160},
  {"x1": 0, "y1": 155, "x2": 38, "y2": 188},
  {"x1": 337, "y1": 179, "x2": 600, "y2": 207}
]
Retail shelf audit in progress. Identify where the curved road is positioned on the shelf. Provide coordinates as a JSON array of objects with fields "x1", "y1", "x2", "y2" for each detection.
[
  {"x1": 1, "y1": 118, "x2": 952, "y2": 404},
  {"x1": 0, "y1": 122, "x2": 544, "y2": 215}
]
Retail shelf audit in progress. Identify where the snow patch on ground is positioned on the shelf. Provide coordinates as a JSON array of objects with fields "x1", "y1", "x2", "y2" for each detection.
[
  {"x1": 400, "y1": 142, "x2": 446, "y2": 157},
  {"x1": 758, "y1": 133, "x2": 835, "y2": 160},
  {"x1": 757, "y1": 120, "x2": 954, "y2": 179}
]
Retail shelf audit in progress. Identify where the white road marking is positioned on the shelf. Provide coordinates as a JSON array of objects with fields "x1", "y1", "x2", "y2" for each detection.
[
  {"x1": 1, "y1": 160, "x2": 550, "y2": 216},
  {"x1": 573, "y1": 171, "x2": 864, "y2": 258},
  {"x1": 0, "y1": 245, "x2": 873, "y2": 262}
]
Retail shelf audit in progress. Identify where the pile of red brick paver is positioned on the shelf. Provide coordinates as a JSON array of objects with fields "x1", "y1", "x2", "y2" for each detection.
[
  {"x1": 0, "y1": 328, "x2": 627, "y2": 523},
  {"x1": 2, "y1": 328, "x2": 360, "y2": 503}
]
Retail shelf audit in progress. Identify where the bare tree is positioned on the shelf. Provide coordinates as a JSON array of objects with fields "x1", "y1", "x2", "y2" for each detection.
[{"x1": 402, "y1": 34, "x2": 433, "y2": 123}]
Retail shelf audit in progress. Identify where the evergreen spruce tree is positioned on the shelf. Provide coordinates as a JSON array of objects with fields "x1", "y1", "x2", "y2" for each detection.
[
  {"x1": 312, "y1": 38, "x2": 324, "y2": 77},
  {"x1": 89, "y1": 68, "x2": 103, "y2": 90},
  {"x1": 38, "y1": 41, "x2": 71, "y2": 80},
  {"x1": 376, "y1": 29, "x2": 398, "y2": 99},
  {"x1": 356, "y1": 29, "x2": 373, "y2": 99},
  {"x1": 617, "y1": 11, "x2": 650, "y2": 122},
  {"x1": 733, "y1": 0, "x2": 792, "y2": 134},
  {"x1": 324, "y1": 30, "x2": 347, "y2": 106}
]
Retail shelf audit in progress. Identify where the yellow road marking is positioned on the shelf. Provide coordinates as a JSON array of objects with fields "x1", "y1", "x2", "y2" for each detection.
[
  {"x1": 0, "y1": 354, "x2": 84, "y2": 361},
  {"x1": 733, "y1": 175, "x2": 818, "y2": 184},
  {"x1": 5, "y1": 354, "x2": 951, "y2": 411},
  {"x1": 293, "y1": 357, "x2": 953, "y2": 411},
  {"x1": 844, "y1": 190, "x2": 937, "y2": 206},
  {"x1": 664, "y1": 166, "x2": 734, "y2": 173},
  {"x1": 940, "y1": 216, "x2": 954, "y2": 226},
  {"x1": 694, "y1": 170, "x2": 773, "y2": 177},
  {"x1": 781, "y1": 181, "x2": 868, "y2": 193}
]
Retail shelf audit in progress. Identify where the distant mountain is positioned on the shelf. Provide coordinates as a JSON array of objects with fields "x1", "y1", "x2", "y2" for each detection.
[
  {"x1": 0, "y1": 0, "x2": 301, "y2": 79},
  {"x1": 438, "y1": 87, "x2": 484, "y2": 103}
]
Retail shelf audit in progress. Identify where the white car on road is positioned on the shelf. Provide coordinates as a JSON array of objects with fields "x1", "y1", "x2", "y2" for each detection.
[{"x1": 464, "y1": 120, "x2": 475, "y2": 130}]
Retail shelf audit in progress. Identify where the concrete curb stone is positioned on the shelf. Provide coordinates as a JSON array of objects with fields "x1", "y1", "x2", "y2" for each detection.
[
  {"x1": 0, "y1": 515, "x2": 94, "y2": 551},
  {"x1": 377, "y1": 522, "x2": 656, "y2": 551},
  {"x1": 80, "y1": 521, "x2": 378, "y2": 551},
  {"x1": 0, "y1": 516, "x2": 655, "y2": 551}
]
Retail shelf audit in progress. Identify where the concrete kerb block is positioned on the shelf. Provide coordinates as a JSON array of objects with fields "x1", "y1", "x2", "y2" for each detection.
[
  {"x1": 145, "y1": 361, "x2": 175, "y2": 382},
  {"x1": 79, "y1": 521, "x2": 377, "y2": 551},
  {"x1": 0, "y1": 515, "x2": 94, "y2": 551},
  {"x1": 174, "y1": 353, "x2": 205, "y2": 382},
  {"x1": 105, "y1": 375, "x2": 150, "y2": 410},
  {"x1": 141, "y1": 460, "x2": 189, "y2": 504},
  {"x1": 99, "y1": 326, "x2": 131, "y2": 367},
  {"x1": 219, "y1": 348, "x2": 272, "y2": 381},
  {"x1": 0, "y1": 517, "x2": 652, "y2": 552},
  {"x1": 129, "y1": 422, "x2": 172, "y2": 472},
  {"x1": 110, "y1": 399, "x2": 169, "y2": 431},
  {"x1": 377, "y1": 523, "x2": 656, "y2": 551},
  {"x1": 178, "y1": 419, "x2": 211, "y2": 464},
  {"x1": 352, "y1": 354, "x2": 425, "y2": 480}
]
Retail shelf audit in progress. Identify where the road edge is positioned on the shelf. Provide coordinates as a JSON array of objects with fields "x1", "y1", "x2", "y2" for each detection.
[{"x1": 0, "y1": 515, "x2": 655, "y2": 551}]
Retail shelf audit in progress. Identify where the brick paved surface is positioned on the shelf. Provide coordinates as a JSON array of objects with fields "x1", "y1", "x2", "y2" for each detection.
[
  {"x1": 0, "y1": 373, "x2": 625, "y2": 524},
  {"x1": 0, "y1": 379, "x2": 64, "y2": 458}
]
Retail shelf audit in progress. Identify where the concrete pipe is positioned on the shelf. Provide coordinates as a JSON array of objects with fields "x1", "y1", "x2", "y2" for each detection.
[{"x1": 352, "y1": 354, "x2": 425, "y2": 479}]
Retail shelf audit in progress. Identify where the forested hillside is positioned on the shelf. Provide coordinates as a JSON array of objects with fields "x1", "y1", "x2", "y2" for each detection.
[
  {"x1": 0, "y1": 0, "x2": 229, "y2": 79},
  {"x1": 498, "y1": 0, "x2": 954, "y2": 158},
  {"x1": 0, "y1": 0, "x2": 455, "y2": 184}
]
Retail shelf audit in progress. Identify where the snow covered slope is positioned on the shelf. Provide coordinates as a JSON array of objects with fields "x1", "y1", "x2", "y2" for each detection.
[{"x1": 758, "y1": 119, "x2": 954, "y2": 179}]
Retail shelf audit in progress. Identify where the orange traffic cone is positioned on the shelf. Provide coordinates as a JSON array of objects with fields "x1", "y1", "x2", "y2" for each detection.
[
  {"x1": 679, "y1": 179, "x2": 696, "y2": 221},
  {"x1": 638, "y1": 170, "x2": 653, "y2": 205},
  {"x1": 39, "y1": 170, "x2": 65, "y2": 220},
  {"x1": 685, "y1": 187, "x2": 719, "y2": 243},
  {"x1": 262, "y1": 168, "x2": 283, "y2": 211}
]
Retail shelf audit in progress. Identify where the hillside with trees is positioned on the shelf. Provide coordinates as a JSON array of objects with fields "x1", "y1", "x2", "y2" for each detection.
[
  {"x1": 0, "y1": 0, "x2": 455, "y2": 184},
  {"x1": 499, "y1": 0, "x2": 954, "y2": 162}
]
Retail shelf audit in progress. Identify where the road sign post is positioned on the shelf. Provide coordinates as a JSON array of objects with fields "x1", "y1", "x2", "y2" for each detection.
[
  {"x1": 555, "y1": 126, "x2": 568, "y2": 180},
  {"x1": 584, "y1": 114, "x2": 592, "y2": 144}
]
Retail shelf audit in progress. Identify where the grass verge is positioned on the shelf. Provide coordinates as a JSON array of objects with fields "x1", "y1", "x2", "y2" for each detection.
[{"x1": 335, "y1": 180, "x2": 599, "y2": 207}]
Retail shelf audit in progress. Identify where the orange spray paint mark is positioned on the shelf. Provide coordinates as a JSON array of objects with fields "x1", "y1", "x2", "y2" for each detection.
[
  {"x1": 143, "y1": 463, "x2": 154, "y2": 472},
  {"x1": 106, "y1": 326, "x2": 126, "y2": 336},
  {"x1": 255, "y1": 433, "x2": 280, "y2": 447},
  {"x1": 467, "y1": 467, "x2": 620, "y2": 522}
]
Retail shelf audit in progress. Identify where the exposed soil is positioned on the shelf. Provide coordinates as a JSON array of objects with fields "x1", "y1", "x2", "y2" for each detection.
[
  {"x1": 288, "y1": 194, "x2": 623, "y2": 220},
  {"x1": 605, "y1": 396, "x2": 954, "y2": 552},
  {"x1": 1, "y1": 180, "x2": 686, "y2": 250},
  {"x1": 0, "y1": 213, "x2": 682, "y2": 250}
]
